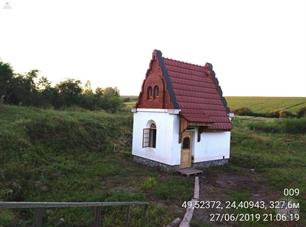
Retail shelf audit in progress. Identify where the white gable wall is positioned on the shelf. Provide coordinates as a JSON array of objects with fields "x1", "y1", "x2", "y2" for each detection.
[
  {"x1": 132, "y1": 109, "x2": 181, "y2": 165},
  {"x1": 193, "y1": 130, "x2": 231, "y2": 162}
]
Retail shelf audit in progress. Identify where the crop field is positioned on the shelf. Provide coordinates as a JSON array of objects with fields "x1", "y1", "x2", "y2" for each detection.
[
  {"x1": 225, "y1": 96, "x2": 306, "y2": 113},
  {"x1": 123, "y1": 96, "x2": 306, "y2": 113},
  {"x1": 124, "y1": 101, "x2": 137, "y2": 109}
]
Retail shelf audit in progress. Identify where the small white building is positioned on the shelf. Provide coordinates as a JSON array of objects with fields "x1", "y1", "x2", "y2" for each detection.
[{"x1": 132, "y1": 50, "x2": 232, "y2": 171}]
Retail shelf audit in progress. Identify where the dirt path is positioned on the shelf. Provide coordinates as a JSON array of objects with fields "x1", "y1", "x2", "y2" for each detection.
[{"x1": 191, "y1": 168, "x2": 296, "y2": 227}]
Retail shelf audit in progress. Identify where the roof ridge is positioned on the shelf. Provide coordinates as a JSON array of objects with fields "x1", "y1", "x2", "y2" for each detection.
[
  {"x1": 206, "y1": 63, "x2": 230, "y2": 113},
  {"x1": 163, "y1": 57, "x2": 205, "y2": 68},
  {"x1": 155, "y1": 50, "x2": 179, "y2": 109}
]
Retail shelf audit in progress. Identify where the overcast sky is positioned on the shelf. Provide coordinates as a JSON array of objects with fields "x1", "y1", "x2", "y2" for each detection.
[{"x1": 0, "y1": 0, "x2": 305, "y2": 96}]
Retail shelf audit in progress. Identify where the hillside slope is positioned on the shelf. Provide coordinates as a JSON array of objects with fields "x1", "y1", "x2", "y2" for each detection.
[
  {"x1": 1, "y1": 105, "x2": 305, "y2": 226},
  {"x1": 0, "y1": 105, "x2": 192, "y2": 226}
]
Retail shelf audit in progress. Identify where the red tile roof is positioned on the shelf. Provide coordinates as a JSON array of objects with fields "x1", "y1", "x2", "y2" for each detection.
[{"x1": 157, "y1": 51, "x2": 232, "y2": 130}]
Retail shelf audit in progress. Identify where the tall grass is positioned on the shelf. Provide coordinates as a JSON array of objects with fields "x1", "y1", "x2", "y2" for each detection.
[
  {"x1": 248, "y1": 117, "x2": 306, "y2": 133},
  {"x1": 0, "y1": 105, "x2": 192, "y2": 226}
]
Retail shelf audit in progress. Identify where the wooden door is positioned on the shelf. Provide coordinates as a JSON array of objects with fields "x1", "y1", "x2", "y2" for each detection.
[{"x1": 180, "y1": 131, "x2": 192, "y2": 168}]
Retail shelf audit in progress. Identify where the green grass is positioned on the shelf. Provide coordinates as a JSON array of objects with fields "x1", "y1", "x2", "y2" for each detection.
[
  {"x1": 226, "y1": 96, "x2": 306, "y2": 113},
  {"x1": 231, "y1": 116, "x2": 306, "y2": 223},
  {"x1": 248, "y1": 117, "x2": 306, "y2": 133},
  {"x1": 0, "y1": 105, "x2": 192, "y2": 226},
  {"x1": 1, "y1": 104, "x2": 306, "y2": 226}
]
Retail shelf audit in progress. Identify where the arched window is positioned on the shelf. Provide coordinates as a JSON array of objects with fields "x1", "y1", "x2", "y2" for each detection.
[
  {"x1": 153, "y1": 86, "x2": 159, "y2": 98},
  {"x1": 149, "y1": 123, "x2": 156, "y2": 148},
  {"x1": 182, "y1": 137, "x2": 190, "y2": 149},
  {"x1": 147, "y1": 86, "x2": 153, "y2": 99},
  {"x1": 142, "y1": 122, "x2": 157, "y2": 148}
]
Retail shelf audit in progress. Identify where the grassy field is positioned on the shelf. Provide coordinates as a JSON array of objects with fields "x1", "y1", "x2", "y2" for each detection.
[
  {"x1": 231, "y1": 117, "x2": 305, "y2": 192},
  {"x1": 0, "y1": 105, "x2": 192, "y2": 227},
  {"x1": 225, "y1": 96, "x2": 306, "y2": 113},
  {"x1": 0, "y1": 105, "x2": 305, "y2": 226},
  {"x1": 192, "y1": 116, "x2": 306, "y2": 226},
  {"x1": 124, "y1": 96, "x2": 306, "y2": 113}
]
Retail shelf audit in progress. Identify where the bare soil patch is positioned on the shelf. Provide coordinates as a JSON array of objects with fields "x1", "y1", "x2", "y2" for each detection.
[{"x1": 192, "y1": 168, "x2": 301, "y2": 227}]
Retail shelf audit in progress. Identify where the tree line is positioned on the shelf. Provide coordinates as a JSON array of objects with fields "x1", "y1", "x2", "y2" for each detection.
[{"x1": 0, "y1": 61, "x2": 123, "y2": 112}]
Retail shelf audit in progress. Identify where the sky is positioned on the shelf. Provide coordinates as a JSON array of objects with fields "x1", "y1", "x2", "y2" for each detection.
[{"x1": 0, "y1": 0, "x2": 305, "y2": 96}]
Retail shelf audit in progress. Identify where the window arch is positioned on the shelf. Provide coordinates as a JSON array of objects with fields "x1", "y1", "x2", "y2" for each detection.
[
  {"x1": 153, "y1": 86, "x2": 159, "y2": 98},
  {"x1": 147, "y1": 86, "x2": 153, "y2": 99},
  {"x1": 142, "y1": 122, "x2": 157, "y2": 148}
]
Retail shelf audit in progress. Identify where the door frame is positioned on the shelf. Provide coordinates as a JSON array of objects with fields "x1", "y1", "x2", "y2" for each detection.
[{"x1": 180, "y1": 131, "x2": 193, "y2": 168}]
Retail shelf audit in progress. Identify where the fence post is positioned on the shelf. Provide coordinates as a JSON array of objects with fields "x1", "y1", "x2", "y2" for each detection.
[
  {"x1": 32, "y1": 208, "x2": 45, "y2": 227},
  {"x1": 142, "y1": 204, "x2": 148, "y2": 227},
  {"x1": 94, "y1": 207, "x2": 102, "y2": 227},
  {"x1": 125, "y1": 205, "x2": 130, "y2": 227}
]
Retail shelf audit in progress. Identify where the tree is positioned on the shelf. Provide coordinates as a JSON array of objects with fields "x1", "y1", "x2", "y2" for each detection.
[
  {"x1": 95, "y1": 87, "x2": 104, "y2": 96},
  {"x1": 25, "y1": 69, "x2": 39, "y2": 91},
  {"x1": 55, "y1": 79, "x2": 82, "y2": 106},
  {"x1": 37, "y1": 76, "x2": 51, "y2": 91},
  {"x1": 56, "y1": 79, "x2": 82, "y2": 96},
  {"x1": 0, "y1": 61, "x2": 14, "y2": 103},
  {"x1": 0, "y1": 59, "x2": 123, "y2": 111},
  {"x1": 7, "y1": 71, "x2": 40, "y2": 105},
  {"x1": 83, "y1": 80, "x2": 93, "y2": 95},
  {"x1": 41, "y1": 87, "x2": 61, "y2": 108},
  {"x1": 103, "y1": 87, "x2": 120, "y2": 97}
]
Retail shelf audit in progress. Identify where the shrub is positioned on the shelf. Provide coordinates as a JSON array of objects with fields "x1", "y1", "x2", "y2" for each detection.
[
  {"x1": 233, "y1": 108, "x2": 299, "y2": 118},
  {"x1": 278, "y1": 111, "x2": 296, "y2": 118},
  {"x1": 246, "y1": 111, "x2": 279, "y2": 118},
  {"x1": 123, "y1": 97, "x2": 130, "y2": 102},
  {"x1": 233, "y1": 108, "x2": 253, "y2": 116},
  {"x1": 262, "y1": 111, "x2": 280, "y2": 118},
  {"x1": 297, "y1": 107, "x2": 306, "y2": 118}
]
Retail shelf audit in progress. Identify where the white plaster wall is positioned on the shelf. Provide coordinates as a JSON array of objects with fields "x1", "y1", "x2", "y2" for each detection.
[
  {"x1": 170, "y1": 115, "x2": 181, "y2": 165},
  {"x1": 132, "y1": 109, "x2": 181, "y2": 165},
  {"x1": 193, "y1": 131, "x2": 231, "y2": 162}
]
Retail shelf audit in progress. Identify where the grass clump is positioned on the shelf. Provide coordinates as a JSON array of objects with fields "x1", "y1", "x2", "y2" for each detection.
[
  {"x1": 0, "y1": 210, "x2": 15, "y2": 226},
  {"x1": 142, "y1": 176, "x2": 158, "y2": 190},
  {"x1": 152, "y1": 176, "x2": 192, "y2": 200}
]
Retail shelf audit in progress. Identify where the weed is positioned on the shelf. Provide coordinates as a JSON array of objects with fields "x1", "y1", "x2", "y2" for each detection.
[{"x1": 142, "y1": 176, "x2": 158, "y2": 190}]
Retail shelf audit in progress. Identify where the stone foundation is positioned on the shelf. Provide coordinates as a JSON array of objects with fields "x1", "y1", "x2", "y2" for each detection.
[
  {"x1": 192, "y1": 159, "x2": 229, "y2": 168},
  {"x1": 133, "y1": 156, "x2": 229, "y2": 172},
  {"x1": 133, "y1": 156, "x2": 179, "y2": 172}
]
